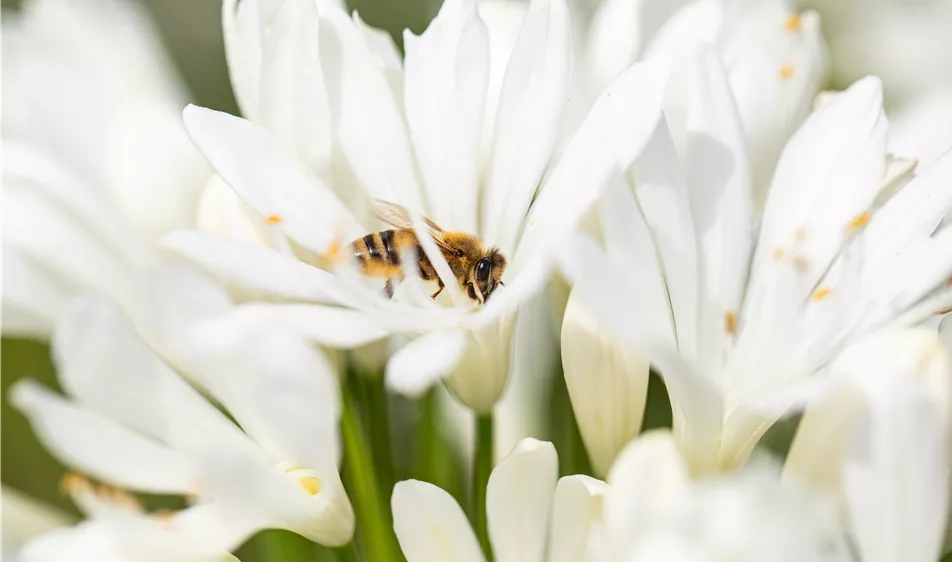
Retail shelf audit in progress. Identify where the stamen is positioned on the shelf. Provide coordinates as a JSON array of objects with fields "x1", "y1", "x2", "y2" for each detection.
[
  {"x1": 779, "y1": 64, "x2": 796, "y2": 81},
  {"x1": 60, "y1": 471, "x2": 92, "y2": 496},
  {"x1": 811, "y1": 287, "x2": 832, "y2": 301},
  {"x1": 299, "y1": 476, "x2": 323, "y2": 496},
  {"x1": 725, "y1": 311, "x2": 737, "y2": 335},
  {"x1": 785, "y1": 14, "x2": 802, "y2": 31},
  {"x1": 846, "y1": 210, "x2": 872, "y2": 232},
  {"x1": 266, "y1": 214, "x2": 283, "y2": 225}
]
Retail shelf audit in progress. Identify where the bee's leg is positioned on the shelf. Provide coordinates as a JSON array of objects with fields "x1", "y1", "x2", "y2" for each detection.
[
  {"x1": 383, "y1": 278, "x2": 395, "y2": 299},
  {"x1": 430, "y1": 278, "x2": 445, "y2": 299}
]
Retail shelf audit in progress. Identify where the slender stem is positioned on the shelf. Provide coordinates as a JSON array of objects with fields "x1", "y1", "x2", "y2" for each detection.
[
  {"x1": 330, "y1": 544, "x2": 359, "y2": 562},
  {"x1": 472, "y1": 414, "x2": 494, "y2": 561},
  {"x1": 341, "y1": 377, "x2": 398, "y2": 562},
  {"x1": 417, "y1": 388, "x2": 464, "y2": 504},
  {"x1": 256, "y1": 529, "x2": 316, "y2": 562},
  {"x1": 358, "y1": 373, "x2": 395, "y2": 492}
]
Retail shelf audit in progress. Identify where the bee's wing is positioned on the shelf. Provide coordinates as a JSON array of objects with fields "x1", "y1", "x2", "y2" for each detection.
[{"x1": 372, "y1": 200, "x2": 457, "y2": 254}]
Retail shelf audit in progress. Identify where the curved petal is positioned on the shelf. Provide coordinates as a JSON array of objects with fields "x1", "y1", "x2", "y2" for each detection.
[
  {"x1": 481, "y1": 0, "x2": 571, "y2": 254},
  {"x1": 404, "y1": 0, "x2": 489, "y2": 232},
  {"x1": 514, "y1": 60, "x2": 668, "y2": 270},
  {"x1": 387, "y1": 329, "x2": 468, "y2": 398},
  {"x1": 548, "y1": 475, "x2": 610, "y2": 562},
  {"x1": 222, "y1": 0, "x2": 262, "y2": 120},
  {"x1": 9, "y1": 381, "x2": 197, "y2": 494},
  {"x1": 320, "y1": 8, "x2": 423, "y2": 208},
  {"x1": 182, "y1": 105, "x2": 361, "y2": 255},
  {"x1": 391, "y1": 480, "x2": 485, "y2": 562},
  {"x1": 486, "y1": 439, "x2": 558, "y2": 562},
  {"x1": 162, "y1": 229, "x2": 357, "y2": 307},
  {"x1": 1, "y1": 246, "x2": 76, "y2": 338}
]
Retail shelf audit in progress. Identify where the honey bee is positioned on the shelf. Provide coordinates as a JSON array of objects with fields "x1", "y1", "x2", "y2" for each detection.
[{"x1": 350, "y1": 201, "x2": 507, "y2": 303}]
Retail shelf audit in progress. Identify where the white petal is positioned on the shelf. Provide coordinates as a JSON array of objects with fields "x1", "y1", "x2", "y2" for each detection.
[
  {"x1": 404, "y1": 0, "x2": 489, "y2": 232},
  {"x1": 515, "y1": 60, "x2": 668, "y2": 268},
  {"x1": 562, "y1": 282, "x2": 651, "y2": 478},
  {"x1": 9, "y1": 381, "x2": 197, "y2": 494},
  {"x1": 631, "y1": 118, "x2": 699, "y2": 359},
  {"x1": 547, "y1": 475, "x2": 610, "y2": 562},
  {"x1": 52, "y1": 298, "x2": 247, "y2": 455},
  {"x1": 941, "y1": 314, "x2": 952, "y2": 353},
  {"x1": 182, "y1": 105, "x2": 361, "y2": 254},
  {"x1": 386, "y1": 329, "x2": 468, "y2": 398},
  {"x1": 257, "y1": 0, "x2": 333, "y2": 174},
  {"x1": 162, "y1": 230, "x2": 357, "y2": 307},
  {"x1": 487, "y1": 439, "x2": 558, "y2": 562},
  {"x1": 604, "y1": 431, "x2": 690, "y2": 554},
  {"x1": 1, "y1": 246, "x2": 76, "y2": 338},
  {"x1": 222, "y1": 0, "x2": 262, "y2": 120},
  {"x1": 320, "y1": 8, "x2": 424, "y2": 208},
  {"x1": 482, "y1": 0, "x2": 571, "y2": 254},
  {"x1": 445, "y1": 316, "x2": 516, "y2": 414},
  {"x1": 844, "y1": 376, "x2": 950, "y2": 562},
  {"x1": 753, "y1": 76, "x2": 887, "y2": 296},
  {"x1": 682, "y1": 48, "x2": 753, "y2": 371},
  {"x1": 391, "y1": 480, "x2": 485, "y2": 562}
]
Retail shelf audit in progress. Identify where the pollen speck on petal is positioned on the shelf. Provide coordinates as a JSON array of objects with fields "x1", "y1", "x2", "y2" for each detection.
[
  {"x1": 772, "y1": 248, "x2": 784, "y2": 260},
  {"x1": 811, "y1": 288, "x2": 832, "y2": 301},
  {"x1": 725, "y1": 311, "x2": 737, "y2": 334},
  {"x1": 785, "y1": 14, "x2": 801, "y2": 31},
  {"x1": 846, "y1": 210, "x2": 872, "y2": 232},
  {"x1": 266, "y1": 214, "x2": 283, "y2": 225},
  {"x1": 779, "y1": 64, "x2": 796, "y2": 81},
  {"x1": 60, "y1": 471, "x2": 91, "y2": 496},
  {"x1": 299, "y1": 476, "x2": 323, "y2": 496}
]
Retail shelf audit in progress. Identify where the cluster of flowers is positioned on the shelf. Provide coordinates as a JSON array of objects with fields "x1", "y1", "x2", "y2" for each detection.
[{"x1": 4, "y1": 0, "x2": 952, "y2": 560}]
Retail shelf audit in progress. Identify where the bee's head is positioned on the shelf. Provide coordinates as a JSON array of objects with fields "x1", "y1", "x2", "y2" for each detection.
[{"x1": 470, "y1": 247, "x2": 507, "y2": 304}]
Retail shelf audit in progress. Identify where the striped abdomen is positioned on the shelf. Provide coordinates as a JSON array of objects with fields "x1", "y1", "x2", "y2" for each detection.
[{"x1": 351, "y1": 229, "x2": 437, "y2": 280}]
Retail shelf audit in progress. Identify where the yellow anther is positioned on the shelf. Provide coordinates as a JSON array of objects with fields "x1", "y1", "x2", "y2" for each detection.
[
  {"x1": 299, "y1": 476, "x2": 323, "y2": 496},
  {"x1": 725, "y1": 311, "x2": 737, "y2": 335},
  {"x1": 60, "y1": 471, "x2": 91, "y2": 496},
  {"x1": 266, "y1": 214, "x2": 283, "y2": 225},
  {"x1": 785, "y1": 14, "x2": 802, "y2": 31},
  {"x1": 846, "y1": 210, "x2": 872, "y2": 232},
  {"x1": 811, "y1": 287, "x2": 832, "y2": 301},
  {"x1": 779, "y1": 64, "x2": 796, "y2": 81}
]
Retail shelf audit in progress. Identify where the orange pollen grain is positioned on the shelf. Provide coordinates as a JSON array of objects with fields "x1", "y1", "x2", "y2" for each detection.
[
  {"x1": 725, "y1": 311, "x2": 737, "y2": 335},
  {"x1": 785, "y1": 14, "x2": 802, "y2": 31},
  {"x1": 779, "y1": 64, "x2": 796, "y2": 81},
  {"x1": 846, "y1": 210, "x2": 872, "y2": 231},
  {"x1": 266, "y1": 214, "x2": 283, "y2": 225},
  {"x1": 811, "y1": 287, "x2": 833, "y2": 301}
]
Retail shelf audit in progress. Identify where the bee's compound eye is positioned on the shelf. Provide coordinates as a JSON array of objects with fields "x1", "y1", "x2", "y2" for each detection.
[{"x1": 476, "y1": 258, "x2": 491, "y2": 283}]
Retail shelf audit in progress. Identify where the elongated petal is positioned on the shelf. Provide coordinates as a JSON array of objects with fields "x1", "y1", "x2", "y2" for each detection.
[
  {"x1": 257, "y1": 0, "x2": 333, "y2": 174},
  {"x1": 683, "y1": 48, "x2": 753, "y2": 371},
  {"x1": 548, "y1": 475, "x2": 610, "y2": 562},
  {"x1": 163, "y1": 230, "x2": 357, "y2": 307},
  {"x1": 9, "y1": 381, "x2": 197, "y2": 494},
  {"x1": 446, "y1": 316, "x2": 516, "y2": 414},
  {"x1": 392, "y1": 480, "x2": 485, "y2": 562},
  {"x1": 182, "y1": 105, "x2": 360, "y2": 255},
  {"x1": 487, "y1": 439, "x2": 558, "y2": 562},
  {"x1": 387, "y1": 329, "x2": 468, "y2": 398},
  {"x1": 321, "y1": 8, "x2": 423, "y2": 208},
  {"x1": 482, "y1": 0, "x2": 570, "y2": 254},
  {"x1": 562, "y1": 289, "x2": 650, "y2": 478},
  {"x1": 604, "y1": 431, "x2": 689, "y2": 554},
  {"x1": 516, "y1": 60, "x2": 668, "y2": 268},
  {"x1": 222, "y1": 0, "x2": 262, "y2": 120},
  {"x1": 1, "y1": 246, "x2": 75, "y2": 337},
  {"x1": 52, "y1": 298, "x2": 248, "y2": 456},
  {"x1": 404, "y1": 0, "x2": 489, "y2": 232}
]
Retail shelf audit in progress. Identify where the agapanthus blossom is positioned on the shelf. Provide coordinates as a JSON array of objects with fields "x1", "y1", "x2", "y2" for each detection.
[
  {"x1": 166, "y1": 0, "x2": 667, "y2": 413},
  {"x1": 563, "y1": 47, "x2": 952, "y2": 474},
  {"x1": 11, "y1": 298, "x2": 354, "y2": 555}
]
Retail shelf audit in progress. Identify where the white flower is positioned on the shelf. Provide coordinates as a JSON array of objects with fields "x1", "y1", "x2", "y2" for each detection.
[
  {"x1": 480, "y1": 0, "x2": 828, "y2": 206},
  {"x1": 596, "y1": 431, "x2": 852, "y2": 562},
  {"x1": 784, "y1": 329, "x2": 952, "y2": 562},
  {"x1": 1, "y1": 0, "x2": 210, "y2": 338},
  {"x1": 390, "y1": 438, "x2": 607, "y2": 562},
  {"x1": 564, "y1": 48, "x2": 952, "y2": 474},
  {"x1": 10, "y1": 297, "x2": 354, "y2": 548},
  {"x1": 167, "y1": 0, "x2": 667, "y2": 413},
  {"x1": 15, "y1": 477, "x2": 242, "y2": 562}
]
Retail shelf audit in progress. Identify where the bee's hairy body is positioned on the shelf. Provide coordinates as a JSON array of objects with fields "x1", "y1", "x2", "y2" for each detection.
[{"x1": 351, "y1": 201, "x2": 508, "y2": 303}]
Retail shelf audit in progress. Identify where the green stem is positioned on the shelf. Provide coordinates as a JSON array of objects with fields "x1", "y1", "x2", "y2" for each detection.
[
  {"x1": 341, "y1": 378, "x2": 399, "y2": 562},
  {"x1": 256, "y1": 529, "x2": 316, "y2": 562},
  {"x1": 359, "y1": 374, "x2": 395, "y2": 492},
  {"x1": 472, "y1": 414, "x2": 494, "y2": 561},
  {"x1": 417, "y1": 388, "x2": 464, "y2": 504},
  {"x1": 330, "y1": 544, "x2": 359, "y2": 562}
]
